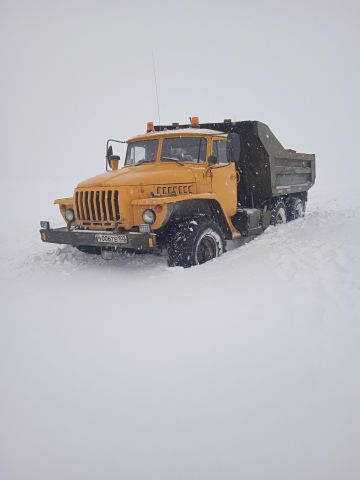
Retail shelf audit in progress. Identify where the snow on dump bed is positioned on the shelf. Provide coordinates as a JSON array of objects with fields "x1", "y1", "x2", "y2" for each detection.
[{"x1": 1, "y1": 195, "x2": 360, "y2": 479}]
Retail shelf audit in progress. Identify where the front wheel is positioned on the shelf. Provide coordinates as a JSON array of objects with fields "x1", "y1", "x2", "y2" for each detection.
[{"x1": 167, "y1": 219, "x2": 226, "y2": 268}]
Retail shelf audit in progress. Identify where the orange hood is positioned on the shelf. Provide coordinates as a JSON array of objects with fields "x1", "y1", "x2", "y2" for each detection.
[{"x1": 76, "y1": 163, "x2": 196, "y2": 188}]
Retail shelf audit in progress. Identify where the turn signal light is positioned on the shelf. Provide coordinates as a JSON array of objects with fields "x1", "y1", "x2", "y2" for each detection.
[{"x1": 147, "y1": 121, "x2": 154, "y2": 132}]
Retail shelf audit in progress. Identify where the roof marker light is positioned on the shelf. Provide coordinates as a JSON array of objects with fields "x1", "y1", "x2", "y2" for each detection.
[
  {"x1": 147, "y1": 121, "x2": 154, "y2": 132},
  {"x1": 191, "y1": 116, "x2": 200, "y2": 127}
]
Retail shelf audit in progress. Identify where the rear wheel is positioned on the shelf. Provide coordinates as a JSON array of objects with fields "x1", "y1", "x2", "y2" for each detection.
[
  {"x1": 270, "y1": 201, "x2": 287, "y2": 226},
  {"x1": 167, "y1": 218, "x2": 225, "y2": 268},
  {"x1": 287, "y1": 197, "x2": 306, "y2": 221}
]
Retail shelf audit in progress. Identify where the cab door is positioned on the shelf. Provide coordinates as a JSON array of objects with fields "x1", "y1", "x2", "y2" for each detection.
[
  {"x1": 210, "y1": 138, "x2": 238, "y2": 217},
  {"x1": 186, "y1": 137, "x2": 212, "y2": 194}
]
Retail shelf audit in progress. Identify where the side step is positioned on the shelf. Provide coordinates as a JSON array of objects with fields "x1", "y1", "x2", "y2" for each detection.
[{"x1": 231, "y1": 207, "x2": 271, "y2": 236}]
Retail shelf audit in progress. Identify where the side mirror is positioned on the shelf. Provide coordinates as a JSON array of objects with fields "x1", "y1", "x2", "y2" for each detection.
[
  {"x1": 207, "y1": 155, "x2": 218, "y2": 165},
  {"x1": 106, "y1": 145, "x2": 113, "y2": 160},
  {"x1": 105, "y1": 139, "x2": 127, "y2": 171},
  {"x1": 227, "y1": 133, "x2": 241, "y2": 163}
]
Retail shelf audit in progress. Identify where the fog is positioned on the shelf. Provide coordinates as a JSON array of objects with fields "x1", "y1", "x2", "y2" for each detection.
[{"x1": 1, "y1": 1, "x2": 360, "y2": 479}]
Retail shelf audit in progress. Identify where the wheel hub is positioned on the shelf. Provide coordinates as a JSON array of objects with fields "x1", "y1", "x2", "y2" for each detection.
[{"x1": 196, "y1": 235, "x2": 217, "y2": 264}]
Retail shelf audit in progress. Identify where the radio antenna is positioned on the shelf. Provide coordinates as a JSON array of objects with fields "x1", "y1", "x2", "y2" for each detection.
[{"x1": 152, "y1": 52, "x2": 161, "y2": 125}]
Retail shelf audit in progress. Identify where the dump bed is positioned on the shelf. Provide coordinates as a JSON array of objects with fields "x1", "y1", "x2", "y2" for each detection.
[
  {"x1": 233, "y1": 121, "x2": 315, "y2": 206},
  {"x1": 156, "y1": 120, "x2": 316, "y2": 208}
]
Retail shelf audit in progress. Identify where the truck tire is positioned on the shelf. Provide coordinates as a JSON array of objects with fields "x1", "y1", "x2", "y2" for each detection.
[
  {"x1": 287, "y1": 197, "x2": 306, "y2": 221},
  {"x1": 167, "y1": 219, "x2": 225, "y2": 268},
  {"x1": 270, "y1": 200, "x2": 287, "y2": 225}
]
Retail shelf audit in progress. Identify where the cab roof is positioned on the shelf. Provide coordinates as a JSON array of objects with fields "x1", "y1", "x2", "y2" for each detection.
[{"x1": 128, "y1": 127, "x2": 226, "y2": 142}]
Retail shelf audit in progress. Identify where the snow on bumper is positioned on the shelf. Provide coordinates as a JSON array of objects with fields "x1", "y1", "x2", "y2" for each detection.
[{"x1": 39, "y1": 225, "x2": 157, "y2": 251}]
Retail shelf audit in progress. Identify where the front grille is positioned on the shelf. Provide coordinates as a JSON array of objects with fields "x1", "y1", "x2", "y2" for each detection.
[{"x1": 75, "y1": 189, "x2": 120, "y2": 224}]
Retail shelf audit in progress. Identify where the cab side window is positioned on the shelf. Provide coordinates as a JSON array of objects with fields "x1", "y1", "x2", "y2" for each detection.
[{"x1": 213, "y1": 140, "x2": 229, "y2": 164}]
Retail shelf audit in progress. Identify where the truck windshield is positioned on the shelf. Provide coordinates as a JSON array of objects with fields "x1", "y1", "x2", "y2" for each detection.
[
  {"x1": 161, "y1": 137, "x2": 207, "y2": 163},
  {"x1": 125, "y1": 140, "x2": 159, "y2": 166}
]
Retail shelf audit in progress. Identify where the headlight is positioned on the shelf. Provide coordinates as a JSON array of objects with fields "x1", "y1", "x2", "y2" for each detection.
[
  {"x1": 65, "y1": 208, "x2": 75, "y2": 222},
  {"x1": 143, "y1": 209, "x2": 155, "y2": 224}
]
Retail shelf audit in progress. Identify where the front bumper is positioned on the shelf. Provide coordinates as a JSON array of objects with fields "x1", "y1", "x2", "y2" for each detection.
[{"x1": 40, "y1": 224, "x2": 157, "y2": 252}]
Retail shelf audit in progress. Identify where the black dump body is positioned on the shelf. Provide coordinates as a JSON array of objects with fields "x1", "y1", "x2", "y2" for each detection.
[{"x1": 155, "y1": 121, "x2": 316, "y2": 208}]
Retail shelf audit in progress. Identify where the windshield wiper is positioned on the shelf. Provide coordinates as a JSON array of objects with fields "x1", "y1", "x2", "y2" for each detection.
[
  {"x1": 161, "y1": 156, "x2": 185, "y2": 166},
  {"x1": 135, "y1": 159, "x2": 153, "y2": 166}
]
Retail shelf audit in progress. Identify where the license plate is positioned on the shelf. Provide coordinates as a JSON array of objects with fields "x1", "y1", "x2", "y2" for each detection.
[{"x1": 95, "y1": 234, "x2": 128, "y2": 244}]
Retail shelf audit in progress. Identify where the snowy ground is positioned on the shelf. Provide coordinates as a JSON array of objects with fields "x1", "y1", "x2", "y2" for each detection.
[
  {"x1": 2, "y1": 0, "x2": 360, "y2": 476},
  {"x1": 1, "y1": 193, "x2": 360, "y2": 479}
]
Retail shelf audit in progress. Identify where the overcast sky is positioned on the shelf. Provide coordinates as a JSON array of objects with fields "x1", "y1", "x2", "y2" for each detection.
[{"x1": 1, "y1": 0, "x2": 359, "y2": 226}]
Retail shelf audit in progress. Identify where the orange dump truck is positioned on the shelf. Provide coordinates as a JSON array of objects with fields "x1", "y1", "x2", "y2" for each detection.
[{"x1": 40, "y1": 118, "x2": 315, "y2": 267}]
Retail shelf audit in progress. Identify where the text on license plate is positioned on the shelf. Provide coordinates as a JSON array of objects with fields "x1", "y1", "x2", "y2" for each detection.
[{"x1": 95, "y1": 234, "x2": 128, "y2": 244}]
